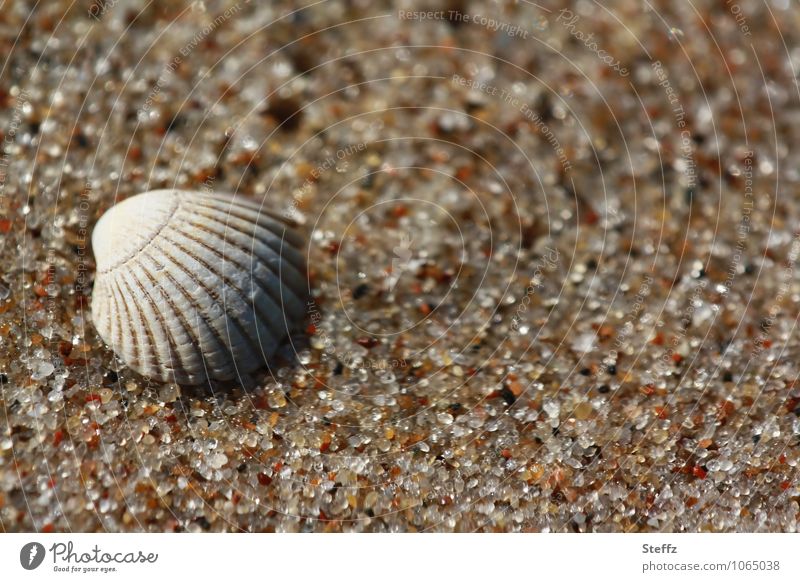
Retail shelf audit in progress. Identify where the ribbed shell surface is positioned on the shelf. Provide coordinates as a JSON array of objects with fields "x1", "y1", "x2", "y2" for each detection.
[{"x1": 91, "y1": 190, "x2": 308, "y2": 385}]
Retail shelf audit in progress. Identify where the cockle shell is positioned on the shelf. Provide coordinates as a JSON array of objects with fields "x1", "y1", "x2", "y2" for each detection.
[{"x1": 91, "y1": 189, "x2": 308, "y2": 385}]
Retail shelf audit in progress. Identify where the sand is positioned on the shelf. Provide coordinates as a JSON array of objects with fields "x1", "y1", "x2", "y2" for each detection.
[{"x1": 1, "y1": 0, "x2": 799, "y2": 532}]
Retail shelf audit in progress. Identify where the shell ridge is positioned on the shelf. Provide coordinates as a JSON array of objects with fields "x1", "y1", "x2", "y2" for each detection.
[
  {"x1": 193, "y1": 199, "x2": 305, "y2": 253},
  {"x1": 271, "y1": 229, "x2": 308, "y2": 321},
  {"x1": 108, "y1": 274, "x2": 140, "y2": 369},
  {"x1": 190, "y1": 204, "x2": 306, "y2": 272},
  {"x1": 137, "y1": 255, "x2": 208, "y2": 380},
  {"x1": 172, "y1": 215, "x2": 307, "y2": 319},
  {"x1": 159, "y1": 264, "x2": 234, "y2": 381},
  {"x1": 199, "y1": 193, "x2": 294, "y2": 228},
  {"x1": 276, "y1": 234, "x2": 301, "y2": 332},
  {"x1": 154, "y1": 240, "x2": 246, "y2": 370},
  {"x1": 158, "y1": 229, "x2": 271, "y2": 367},
  {"x1": 96, "y1": 279, "x2": 119, "y2": 359},
  {"x1": 135, "y1": 259, "x2": 197, "y2": 383},
  {"x1": 153, "y1": 237, "x2": 257, "y2": 379},
  {"x1": 96, "y1": 194, "x2": 181, "y2": 274},
  {"x1": 116, "y1": 273, "x2": 160, "y2": 377},
  {"x1": 183, "y1": 208, "x2": 307, "y2": 304},
  {"x1": 182, "y1": 208, "x2": 306, "y2": 278},
  {"x1": 164, "y1": 222, "x2": 290, "y2": 356},
  {"x1": 127, "y1": 265, "x2": 182, "y2": 381},
  {"x1": 118, "y1": 271, "x2": 167, "y2": 380}
]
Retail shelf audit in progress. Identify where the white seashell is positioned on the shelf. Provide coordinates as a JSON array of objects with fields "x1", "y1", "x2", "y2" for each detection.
[{"x1": 91, "y1": 189, "x2": 308, "y2": 385}]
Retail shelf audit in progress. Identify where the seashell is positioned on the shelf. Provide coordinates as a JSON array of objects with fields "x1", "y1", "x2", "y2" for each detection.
[{"x1": 91, "y1": 189, "x2": 308, "y2": 385}]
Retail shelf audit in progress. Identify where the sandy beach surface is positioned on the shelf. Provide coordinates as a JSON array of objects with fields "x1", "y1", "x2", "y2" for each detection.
[{"x1": 1, "y1": 0, "x2": 800, "y2": 532}]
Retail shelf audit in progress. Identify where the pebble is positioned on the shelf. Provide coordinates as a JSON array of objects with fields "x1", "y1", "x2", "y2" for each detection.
[{"x1": 30, "y1": 361, "x2": 55, "y2": 381}]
